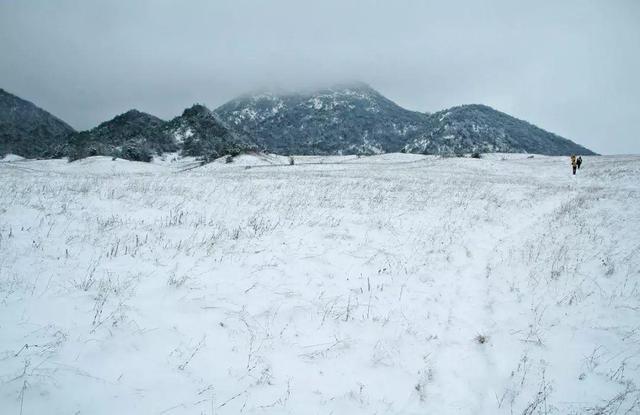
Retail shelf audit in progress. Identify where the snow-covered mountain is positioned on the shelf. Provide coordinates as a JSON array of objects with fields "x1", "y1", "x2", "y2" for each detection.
[
  {"x1": 163, "y1": 104, "x2": 253, "y2": 162},
  {"x1": 64, "y1": 105, "x2": 251, "y2": 162},
  {"x1": 65, "y1": 109, "x2": 177, "y2": 162},
  {"x1": 2, "y1": 84, "x2": 596, "y2": 160},
  {"x1": 403, "y1": 104, "x2": 596, "y2": 156},
  {"x1": 215, "y1": 84, "x2": 595, "y2": 156},
  {"x1": 0, "y1": 88, "x2": 76, "y2": 158},
  {"x1": 214, "y1": 82, "x2": 428, "y2": 155}
]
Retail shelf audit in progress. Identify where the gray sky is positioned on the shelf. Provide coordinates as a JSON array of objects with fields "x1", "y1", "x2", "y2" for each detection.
[{"x1": 1, "y1": 0, "x2": 639, "y2": 154}]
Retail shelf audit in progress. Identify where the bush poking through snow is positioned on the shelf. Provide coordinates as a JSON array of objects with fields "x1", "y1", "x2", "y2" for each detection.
[
  {"x1": 167, "y1": 272, "x2": 189, "y2": 288},
  {"x1": 475, "y1": 334, "x2": 488, "y2": 344}
]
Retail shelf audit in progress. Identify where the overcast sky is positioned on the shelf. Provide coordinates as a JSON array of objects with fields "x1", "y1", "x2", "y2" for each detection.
[{"x1": 1, "y1": 0, "x2": 639, "y2": 154}]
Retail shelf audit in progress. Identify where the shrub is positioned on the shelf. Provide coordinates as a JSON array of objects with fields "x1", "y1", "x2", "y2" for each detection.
[
  {"x1": 119, "y1": 143, "x2": 152, "y2": 162},
  {"x1": 475, "y1": 334, "x2": 488, "y2": 344}
]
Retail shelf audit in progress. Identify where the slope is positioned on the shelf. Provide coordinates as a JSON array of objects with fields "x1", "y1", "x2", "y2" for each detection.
[
  {"x1": 0, "y1": 88, "x2": 76, "y2": 158},
  {"x1": 404, "y1": 104, "x2": 596, "y2": 155}
]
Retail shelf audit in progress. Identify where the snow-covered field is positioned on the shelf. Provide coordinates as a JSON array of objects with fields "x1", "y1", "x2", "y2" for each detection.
[{"x1": 1, "y1": 153, "x2": 639, "y2": 414}]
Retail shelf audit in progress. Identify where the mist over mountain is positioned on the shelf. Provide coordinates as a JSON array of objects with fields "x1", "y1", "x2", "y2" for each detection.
[{"x1": 0, "y1": 88, "x2": 76, "y2": 158}]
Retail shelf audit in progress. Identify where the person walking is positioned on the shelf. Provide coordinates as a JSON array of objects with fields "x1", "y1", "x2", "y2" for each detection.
[
  {"x1": 571, "y1": 155, "x2": 577, "y2": 175},
  {"x1": 577, "y1": 156, "x2": 583, "y2": 169}
]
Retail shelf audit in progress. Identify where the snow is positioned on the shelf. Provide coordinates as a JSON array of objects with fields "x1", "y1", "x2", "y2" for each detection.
[
  {"x1": 65, "y1": 156, "x2": 166, "y2": 174},
  {"x1": 239, "y1": 107, "x2": 258, "y2": 121},
  {"x1": 271, "y1": 101, "x2": 284, "y2": 115},
  {"x1": 0, "y1": 154, "x2": 24, "y2": 162},
  {"x1": 311, "y1": 97, "x2": 323, "y2": 110},
  {"x1": 206, "y1": 153, "x2": 291, "y2": 168},
  {"x1": 1, "y1": 154, "x2": 639, "y2": 414},
  {"x1": 173, "y1": 127, "x2": 194, "y2": 144},
  {"x1": 439, "y1": 111, "x2": 451, "y2": 121}
]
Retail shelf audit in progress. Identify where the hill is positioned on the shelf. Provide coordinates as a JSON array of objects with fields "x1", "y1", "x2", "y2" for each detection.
[
  {"x1": 163, "y1": 104, "x2": 253, "y2": 162},
  {"x1": 0, "y1": 88, "x2": 76, "y2": 158},
  {"x1": 404, "y1": 104, "x2": 596, "y2": 155},
  {"x1": 214, "y1": 82, "x2": 429, "y2": 155},
  {"x1": 65, "y1": 109, "x2": 176, "y2": 162}
]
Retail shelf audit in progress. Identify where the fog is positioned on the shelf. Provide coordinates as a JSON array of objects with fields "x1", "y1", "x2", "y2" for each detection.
[{"x1": 1, "y1": 0, "x2": 638, "y2": 154}]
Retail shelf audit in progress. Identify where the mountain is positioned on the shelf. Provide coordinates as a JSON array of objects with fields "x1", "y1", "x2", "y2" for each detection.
[
  {"x1": 0, "y1": 88, "x2": 76, "y2": 158},
  {"x1": 215, "y1": 84, "x2": 595, "y2": 156},
  {"x1": 163, "y1": 104, "x2": 253, "y2": 162},
  {"x1": 65, "y1": 109, "x2": 176, "y2": 162},
  {"x1": 65, "y1": 105, "x2": 251, "y2": 162},
  {"x1": 2, "y1": 84, "x2": 595, "y2": 161},
  {"x1": 403, "y1": 104, "x2": 596, "y2": 156},
  {"x1": 214, "y1": 82, "x2": 429, "y2": 155}
]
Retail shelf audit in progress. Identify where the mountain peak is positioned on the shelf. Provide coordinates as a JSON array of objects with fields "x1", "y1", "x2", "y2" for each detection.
[
  {"x1": 181, "y1": 104, "x2": 212, "y2": 118},
  {"x1": 123, "y1": 108, "x2": 143, "y2": 116},
  {"x1": 325, "y1": 81, "x2": 375, "y2": 93},
  {"x1": 89, "y1": 109, "x2": 167, "y2": 135},
  {"x1": 234, "y1": 81, "x2": 378, "y2": 101},
  {"x1": 115, "y1": 109, "x2": 142, "y2": 122}
]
